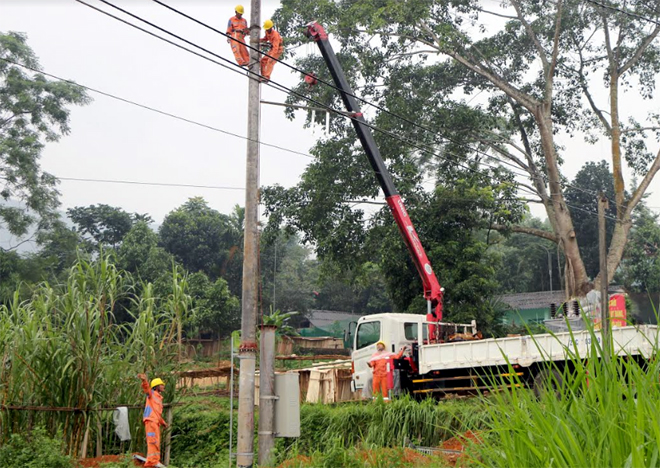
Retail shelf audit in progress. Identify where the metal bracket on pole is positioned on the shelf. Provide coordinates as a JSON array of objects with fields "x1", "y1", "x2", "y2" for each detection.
[{"x1": 260, "y1": 395, "x2": 279, "y2": 400}]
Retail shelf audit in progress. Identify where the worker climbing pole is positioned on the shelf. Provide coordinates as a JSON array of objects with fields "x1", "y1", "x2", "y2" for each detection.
[
  {"x1": 259, "y1": 19, "x2": 282, "y2": 82},
  {"x1": 227, "y1": 5, "x2": 249, "y2": 66}
]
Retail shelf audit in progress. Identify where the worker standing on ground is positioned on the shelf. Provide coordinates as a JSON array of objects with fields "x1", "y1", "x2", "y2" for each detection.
[
  {"x1": 227, "y1": 5, "x2": 249, "y2": 66},
  {"x1": 138, "y1": 373, "x2": 168, "y2": 468},
  {"x1": 368, "y1": 341, "x2": 406, "y2": 400},
  {"x1": 260, "y1": 19, "x2": 283, "y2": 81}
]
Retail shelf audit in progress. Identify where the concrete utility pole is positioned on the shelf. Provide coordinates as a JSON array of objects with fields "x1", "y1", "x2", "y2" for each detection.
[
  {"x1": 258, "y1": 325, "x2": 277, "y2": 466},
  {"x1": 236, "y1": 0, "x2": 261, "y2": 466},
  {"x1": 598, "y1": 193, "x2": 610, "y2": 360}
]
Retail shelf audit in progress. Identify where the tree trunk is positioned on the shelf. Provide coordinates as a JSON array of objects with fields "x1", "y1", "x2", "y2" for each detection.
[
  {"x1": 593, "y1": 215, "x2": 633, "y2": 291},
  {"x1": 609, "y1": 72, "x2": 625, "y2": 215},
  {"x1": 536, "y1": 112, "x2": 591, "y2": 296}
]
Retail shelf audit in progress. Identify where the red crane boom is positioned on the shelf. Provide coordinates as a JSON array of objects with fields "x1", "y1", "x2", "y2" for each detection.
[{"x1": 304, "y1": 22, "x2": 444, "y2": 327}]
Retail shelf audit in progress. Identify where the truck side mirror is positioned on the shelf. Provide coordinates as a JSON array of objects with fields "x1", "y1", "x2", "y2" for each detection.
[{"x1": 344, "y1": 321, "x2": 357, "y2": 349}]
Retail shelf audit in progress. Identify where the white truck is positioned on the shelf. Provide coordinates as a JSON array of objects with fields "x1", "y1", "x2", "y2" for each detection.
[{"x1": 347, "y1": 313, "x2": 659, "y2": 396}]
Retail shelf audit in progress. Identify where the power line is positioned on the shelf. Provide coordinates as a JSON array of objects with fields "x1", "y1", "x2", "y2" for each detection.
[
  {"x1": 0, "y1": 57, "x2": 313, "y2": 160},
  {"x1": 584, "y1": 0, "x2": 660, "y2": 26},
  {"x1": 83, "y1": 0, "x2": 660, "y2": 222},
  {"x1": 79, "y1": 0, "x2": 534, "y2": 193},
  {"x1": 151, "y1": 0, "x2": 536, "y2": 178},
  {"x1": 57, "y1": 176, "x2": 245, "y2": 190}
]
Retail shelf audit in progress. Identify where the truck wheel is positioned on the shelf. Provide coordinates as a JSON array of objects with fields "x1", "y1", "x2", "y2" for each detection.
[{"x1": 533, "y1": 368, "x2": 564, "y2": 399}]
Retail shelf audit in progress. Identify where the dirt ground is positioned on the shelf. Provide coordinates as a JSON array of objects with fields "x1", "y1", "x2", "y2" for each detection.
[
  {"x1": 440, "y1": 430, "x2": 481, "y2": 466},
  {"x1": 78, "y1": 454, "x2": 141, "y2": 467}
]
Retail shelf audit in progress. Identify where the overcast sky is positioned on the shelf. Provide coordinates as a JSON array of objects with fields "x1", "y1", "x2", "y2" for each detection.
[{"x1": 2, "y1": 0, "x2": 660, "y2": 250}]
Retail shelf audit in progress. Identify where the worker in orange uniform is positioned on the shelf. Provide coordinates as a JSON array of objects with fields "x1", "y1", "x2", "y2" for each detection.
[
  {"x1": 368, "y1": 341, "x2": 406, "y2": 400},
  {"x1": 138, "y1": 373, "x2": 168, "y2": 468},
  {"x1": 259, "y1": 19, "x2": 283, "y2": 82},
  {"x1": 227, "y1": 5, "x2": 249, "y2": 66}
]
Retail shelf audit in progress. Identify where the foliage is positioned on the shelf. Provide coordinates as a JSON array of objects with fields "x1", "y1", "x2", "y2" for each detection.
[
  {"x1": 273, "y1": 396, "x2": 485, "y2": 465},
  {"x1": 471, "y1": 324, "x2": 660, "y2": 468},
  {"x1": 159, "y1": 197, "x2": 233, "y2": 280},
  {"x1": 261, "y1": 233, "x2": 319, "y2": 317},
  {"x1": 622, "y1": 205, "x2": 660, "y2": 292},
  {"x1": 0, "y1": 31, "x2": 90, "y2": 237},
  {"x1": 0, "y1": 32, "x2": 89, "y2": 236},
  {"x1": 265, "y1": 163, "x2": 521, "y2": 334},
  {"x1": 263, "y1": 308, "x2": 299, "y2": 337},
  {"x1": 564, "y1": 161, "x2": 617, "y2": 279},
  {"x1": 187, "y1": 272, "x2": 240, "y2": 337},
  {"x1": 493, "y1": 216, "x2": 561, "y2": 293},
  {"x1": 0, "y1": 428, "x2": 74, "y2": 468},
  {"x1": 67, "y1": 204, "x2": 151, "y2": 249},
  {"x1": 169, "y1": 400, "x2": 237, "y2": 468},
  {"x1": 272, "y1": 0, "x2": 660, "y2": 296},
  {"x1": 0, "y1": 255, "x2": 180, "y2": 456},
  {"x1": 314, "y1": 262, "x2": 393, "y2": 314}
]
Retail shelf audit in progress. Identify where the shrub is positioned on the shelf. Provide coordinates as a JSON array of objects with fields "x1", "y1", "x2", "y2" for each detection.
[{"x1": 0, "y1": 428, "x2": 74, "y2": 468}]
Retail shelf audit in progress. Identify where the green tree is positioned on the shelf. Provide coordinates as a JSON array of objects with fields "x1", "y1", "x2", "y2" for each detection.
[
  {"x1": 35, "y1": 220, "x2": 83, "y2": 276},
  {"x1": 622, "y1": 205, "x2": 660, "y2": 293},
  {"x1": 314, "y1": 262, "x2": 393, "y2": 314},
  {"x1": 67, "y1": 204, "x2": 151, "y2": 249},
  {"x1": 187, "y1": 272, "x2": 240, "y2": 337},
  {"x1": 493, "y1": 216, "x2": 561, "y2": 294},
  {"x1": 159, "y1": 197, "x2": 232, "y2": 278},
  {"x1": 261, "y1": 233, "x2": 318, "y2": 318},
  {"x1": 273, "y1": 0, "x2": 660, "y2": 297},
  {"x1": 0, "y1": 32, "x2": 89, "y2": 238},
  {"x1": 565, "y1": 161, "x2": 617, "y2": 278},
  {"x1": 265, "y1": 164, "x2": 523, "y2": 335}
]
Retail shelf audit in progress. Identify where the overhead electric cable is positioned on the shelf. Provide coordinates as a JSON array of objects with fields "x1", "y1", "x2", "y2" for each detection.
[
  {"x1": 0, "y1": 57, "x2": 313, "y2": 159},
  {"x1": 57, "y1": 176, "x2": 245, "y2": 190},
  {"x1": 78, "y1": 0, "x2": 535, "y2": 190}
]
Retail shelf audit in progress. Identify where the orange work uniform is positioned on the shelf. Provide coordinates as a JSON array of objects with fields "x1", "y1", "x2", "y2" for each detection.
[
  {"x1": 260, "y1": 28, "x2": 283, "y2": 80},
  {"x1": 141, "y1": 380, "x2": 166, "y2": 467},
  {"x1": 227, "y1": 15, "x2": 249, "y2": 66},
  {"x1": 368, "y1": 348, "x2": 404, "y2": 399}
]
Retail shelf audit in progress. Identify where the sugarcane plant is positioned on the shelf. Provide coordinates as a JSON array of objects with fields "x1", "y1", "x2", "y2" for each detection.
[{"x1": 0, "y1": 255, "x2": 184, "y2": 457}]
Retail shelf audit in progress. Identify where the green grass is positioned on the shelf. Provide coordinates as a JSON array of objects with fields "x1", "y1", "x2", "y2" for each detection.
[
  {"x1": 271, "y1": 396, "x2": 487, "y2": 466},
  {"x1": 467, "y1": 321, "x2": 660, "y2": 467}
]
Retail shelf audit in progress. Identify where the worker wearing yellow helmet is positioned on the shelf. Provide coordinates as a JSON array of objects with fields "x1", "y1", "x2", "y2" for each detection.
[
  {"x1": 367, "y1": 341, "x2": 406, "y2": 400},
  {"x1": 138, "y1": 373, "x2": 168, "y2": 467},
  {"x1": 227, "y1": 5, "x2": 249, "y2": 66},
  {"x1": 259, "y1": 19, "x2": 283, "y2": 82}
]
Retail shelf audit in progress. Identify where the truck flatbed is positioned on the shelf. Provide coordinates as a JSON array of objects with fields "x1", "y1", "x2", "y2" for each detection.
[{"x1": 417, "y1": 325, "x2": 658, "y2": 374}]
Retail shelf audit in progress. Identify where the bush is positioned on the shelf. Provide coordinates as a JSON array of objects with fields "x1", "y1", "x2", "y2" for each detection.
[
  {"x1": 0, "y1": 428, "x2": 74, "y2": 468},
  {"x1": 272, "y1": 397, "x2": 487, "y2": 465},
  {"x1": 169, "y1": 402, "x2": 239, "y2": 468}
]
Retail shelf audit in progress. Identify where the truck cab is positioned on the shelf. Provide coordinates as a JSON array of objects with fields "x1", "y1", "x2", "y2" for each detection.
[
  {"x1": 348, "y1": 313, "x2": 421, "y2": 393},
  {"x1": 348, "y1": 313, "x2": 478, "y2": 395}
]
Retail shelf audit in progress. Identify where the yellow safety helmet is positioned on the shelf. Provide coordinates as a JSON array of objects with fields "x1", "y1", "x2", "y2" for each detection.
[
  {"x1": 235, "y1": 5, "x2": 244, "y2": 15},
  {"x1": 264, "y1": 19, "x2": 274, "y2": 30},
  {"x1": 376, "y1": 340, "x2": 386, "y2": 347},
  {"x1": 150, "y1": 378, "x2": 165, "y2": 388}
]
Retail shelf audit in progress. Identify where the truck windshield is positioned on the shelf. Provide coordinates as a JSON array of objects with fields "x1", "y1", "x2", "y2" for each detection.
[{"x1": 356, "y1": 321, "x2": 381, "y2": 350}]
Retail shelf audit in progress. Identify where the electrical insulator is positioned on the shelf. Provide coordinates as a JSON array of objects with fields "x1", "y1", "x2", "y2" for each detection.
[{"x1": 550, "y1": 303, "x2": 557, "y2": 319}]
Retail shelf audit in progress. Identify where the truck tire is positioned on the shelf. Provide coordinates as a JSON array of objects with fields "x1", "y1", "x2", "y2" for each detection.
[{"x1": 533, "y1": 368, "x2": 564, "y2": 399}]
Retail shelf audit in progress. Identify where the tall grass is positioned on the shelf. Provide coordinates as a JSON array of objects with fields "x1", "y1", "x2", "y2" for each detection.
[
  {"x1": 470, "y1": 320, "x2": 660, "y2": 467},
  {"x1": 0, "y1": 256, "x2": 184, "y2": 457},
  {"x1": 273, "y1": 396, "x2": 488, "y2": 465}
]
